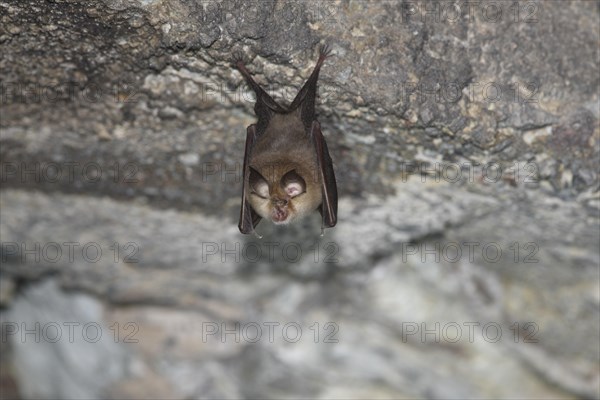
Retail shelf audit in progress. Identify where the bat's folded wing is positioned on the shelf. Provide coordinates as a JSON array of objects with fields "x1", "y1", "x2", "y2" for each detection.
[
  {"x1": 239, "y1": 125, "x2": 263, "y2": 234},
  {"x1": 311, "y1": 121, "x2": 338, "y2": 227}
]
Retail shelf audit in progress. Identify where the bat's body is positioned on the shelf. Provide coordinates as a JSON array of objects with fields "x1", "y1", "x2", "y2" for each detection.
[{"x1": 236, "y1": 46, "x2": 337, "y2": 235}]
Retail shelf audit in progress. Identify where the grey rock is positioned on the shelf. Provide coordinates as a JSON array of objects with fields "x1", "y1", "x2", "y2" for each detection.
[
  {"x1": 0, "y1": 0, "x2": 598, "y2": 399},
  {"x1": 0, "y1": 280, "x2": 129, "y2": 399}
]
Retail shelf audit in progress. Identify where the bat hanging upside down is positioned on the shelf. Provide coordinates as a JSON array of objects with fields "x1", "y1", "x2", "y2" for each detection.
[{"x1": 235, "y1": 45, "x2": 338, "y2": 236}]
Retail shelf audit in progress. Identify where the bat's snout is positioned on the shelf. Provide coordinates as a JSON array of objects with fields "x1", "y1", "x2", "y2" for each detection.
[
  {"x1": 272, "y1": 198, "x2": 288, "y2": 207},
  {"x1": 271, "y1": 206, "x2": 289, "y2": 223}
]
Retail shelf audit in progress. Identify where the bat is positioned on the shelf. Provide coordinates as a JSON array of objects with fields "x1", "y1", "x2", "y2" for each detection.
[{"x1": 235, "y1": 45, "x2": 337, "y2": 236}]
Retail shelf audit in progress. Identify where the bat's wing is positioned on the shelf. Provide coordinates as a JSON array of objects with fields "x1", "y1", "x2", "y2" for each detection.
[
  {"x1": 310, "y1": 120, "x2": 337, "y2": 228},
  {"x1": 239, "y1": 125, "x2": 262, "y2": 234}
]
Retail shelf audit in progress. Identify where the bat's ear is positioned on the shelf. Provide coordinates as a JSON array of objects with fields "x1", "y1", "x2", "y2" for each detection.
[{"x1": 281, "y1": 170, "x2": 306, "y2": 197}]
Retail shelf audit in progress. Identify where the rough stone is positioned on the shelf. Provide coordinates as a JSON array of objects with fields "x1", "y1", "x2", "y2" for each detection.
[{"x1": 1, "y1": 0, "x2": 598, "y2": 399}]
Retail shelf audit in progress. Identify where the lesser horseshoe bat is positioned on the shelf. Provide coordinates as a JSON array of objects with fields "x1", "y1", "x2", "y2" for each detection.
[{"x1": 235, "y1": 45, "x2": 337, "y2": 236}]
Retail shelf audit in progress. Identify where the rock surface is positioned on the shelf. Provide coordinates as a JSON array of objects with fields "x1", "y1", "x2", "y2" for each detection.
[{"x1": 1, "y1": 0, "x2": 598, "y2": 399}]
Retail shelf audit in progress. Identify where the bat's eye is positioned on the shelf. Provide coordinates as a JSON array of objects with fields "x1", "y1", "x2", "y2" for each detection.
[
  {"x1": 249, "y1": 167, "x2": 269, "y2": 199},
  {"x1": 281, "y1": 170, "x2": 306, "y2": 198}
]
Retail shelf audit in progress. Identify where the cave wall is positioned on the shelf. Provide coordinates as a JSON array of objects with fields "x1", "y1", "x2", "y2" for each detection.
[{"x1": 1, "y1": 1, "x2": 599, "y2": 399}]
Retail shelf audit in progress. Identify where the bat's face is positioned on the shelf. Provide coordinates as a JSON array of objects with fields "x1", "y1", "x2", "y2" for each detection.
[{"x1": 247, "y1": 165, "x2": 322, "y2": 225}]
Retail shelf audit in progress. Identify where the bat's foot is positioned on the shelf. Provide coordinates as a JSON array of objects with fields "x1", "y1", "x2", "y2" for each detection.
[
  {"x1": 232, "y1": 49, "x2": 246, "y2": 65},
  {"x1": 317, "y1": 44, "x2": 333, "y2": 68},
  {"x1": 232, "y1": 50, "x2": 253, "y2": 77},
  {"x1": 319, "y1": 44, "x2": 332, "y2": 57},
  {"x1": 253, "y1": 230, "x2": 263, "y2": 239},
  {"x1": 320, "y1": 225, "x2": 325, "y2": 237}
]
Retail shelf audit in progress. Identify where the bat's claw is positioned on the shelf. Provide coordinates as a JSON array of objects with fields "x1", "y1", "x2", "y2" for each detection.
[
  {"x1": 319, "y1": 44, "x2": 331, "y2": 56},
  {"x1": 319, "y1": 44, "x2": 333, "y2": 59},
  {"x1": 317, "y1": 44, "x2": 334, "y2": 68},
  {"x1": 232, "y1": 49, "x2": 248, "y2": 68}
]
